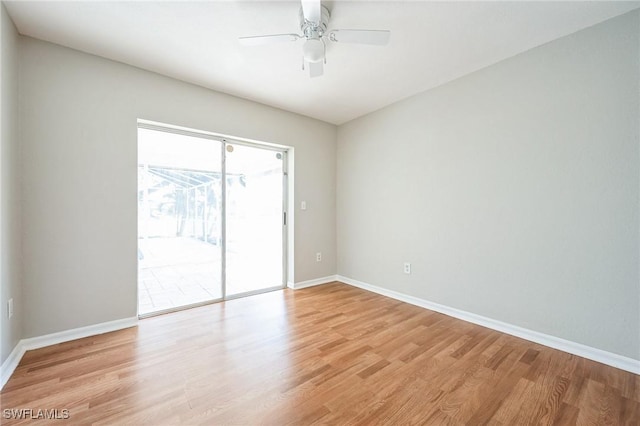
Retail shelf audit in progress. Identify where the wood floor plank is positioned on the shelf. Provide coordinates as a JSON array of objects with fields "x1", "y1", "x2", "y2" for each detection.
[{"x1": 1, "y1": 282, "x2": 638, "y2": 425}]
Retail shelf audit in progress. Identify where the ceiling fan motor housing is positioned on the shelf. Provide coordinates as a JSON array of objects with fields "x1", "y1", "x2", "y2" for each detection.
[{"x1": 299, "y1": 5, "x2": 330, "y2": 39}]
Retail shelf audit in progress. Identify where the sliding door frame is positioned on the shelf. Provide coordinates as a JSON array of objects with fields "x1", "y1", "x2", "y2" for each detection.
[{"x1": 137, "y1": 121, "x2": 289, "y2": 317}]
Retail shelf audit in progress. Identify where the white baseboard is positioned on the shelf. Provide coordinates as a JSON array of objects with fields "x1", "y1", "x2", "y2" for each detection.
[
  {"x1": 288, "y1": 275, "x2": 337, "y2": 290},
  {"x1": 0, "y1": 316, "x2": 138, "y2": 390},
  {"x1": 337, "y1": 275, "x2": 640, "y2": 375},
  {"x1": 0, "y1": 342, "x2": 26, "y2": 390}
]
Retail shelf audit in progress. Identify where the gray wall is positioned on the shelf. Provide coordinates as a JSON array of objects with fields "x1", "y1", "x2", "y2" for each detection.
[
  {"x1": 1, "y1": 4, "x2": 22, "y2": 364},
  {"x1": 19, "y1": 37, "x2": 336, "y2": 338},
  {"x1": 337, "y1": 11, "x2": 640, "y2": 360}
]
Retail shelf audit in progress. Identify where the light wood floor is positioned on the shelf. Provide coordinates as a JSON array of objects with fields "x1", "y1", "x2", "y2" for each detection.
[{"x1": 1, "y1": 282, "x2": 638, "y2": 425}]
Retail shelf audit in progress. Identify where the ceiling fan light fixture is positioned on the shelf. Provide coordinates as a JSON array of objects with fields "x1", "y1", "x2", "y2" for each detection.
[{"x1": 303, "y1": 38, "x2": 324, "y2": 63}]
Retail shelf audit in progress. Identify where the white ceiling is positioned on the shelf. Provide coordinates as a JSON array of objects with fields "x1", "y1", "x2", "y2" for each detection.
[{"x1": 5, "y1": 1, "x2": 640, "y2": 125}]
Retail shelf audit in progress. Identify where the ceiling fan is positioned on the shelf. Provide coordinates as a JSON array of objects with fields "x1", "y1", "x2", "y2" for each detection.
[{"x1": 239, "y1": 0, "x2": 390, "y2": 78}]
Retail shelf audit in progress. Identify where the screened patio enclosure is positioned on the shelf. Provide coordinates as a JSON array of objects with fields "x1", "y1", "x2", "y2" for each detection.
[{"x1": 139, "y1": 166, "x2": 224, "y2": 246}]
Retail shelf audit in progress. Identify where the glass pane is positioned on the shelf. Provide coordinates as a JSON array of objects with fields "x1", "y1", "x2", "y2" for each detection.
[
  {"x1": 225, "y1": 144, "x2": 284, "y2": 296},
  {"x1": 138, "y1": 128, "x2": 222, "y2": 315}
]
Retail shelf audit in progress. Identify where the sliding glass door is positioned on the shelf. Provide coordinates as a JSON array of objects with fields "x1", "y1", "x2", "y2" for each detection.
[
  {"x1": 137, "y1": 125, "x2": 286, "y2": 316},
  {"x1": 225, "y1": 143, "x2": 286, "y2": 297}
]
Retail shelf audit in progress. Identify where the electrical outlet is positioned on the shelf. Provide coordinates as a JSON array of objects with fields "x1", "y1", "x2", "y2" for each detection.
[
  {"x1": 403, "y1": 263, "x2": 411, "y2": 274},
  {"x1": 316, "y1": 252, "x2": 322, "y2": 262},
  {"x1": 7, "y1": 298, "x2": 13, "y2": 319}
]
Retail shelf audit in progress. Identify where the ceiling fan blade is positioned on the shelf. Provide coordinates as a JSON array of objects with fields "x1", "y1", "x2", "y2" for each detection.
[
  {"x1": 328, "y1": 29, "x2": 390, "y2": 46},
  {"x1": 239, "y1": 34, "x2": 300, "y2": 46},
  {"x1": 308, "y1": 60, "x2": 323, "y2": 78},
  {"x1": 301, "y1": 0, "x2": 321, "y2": 24}
]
